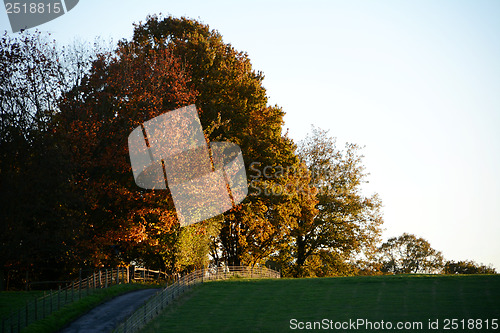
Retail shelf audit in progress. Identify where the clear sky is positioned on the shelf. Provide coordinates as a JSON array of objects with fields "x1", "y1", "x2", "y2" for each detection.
[{"x1": 2, "y1": 0, "x2": 499, "y2": 270}]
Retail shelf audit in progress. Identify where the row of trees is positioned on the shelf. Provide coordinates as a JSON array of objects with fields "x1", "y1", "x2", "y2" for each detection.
[
  {"x1": 284, "y1": 230, "x2": 496, "y2": 277},
  {"x1": 0, "y1": 17, "x2": 383, "y2": 288},
  {"x1": 375, "y1": 233, "x2": 496, "y2": 275},
  {"x1": 0, "y1": 16, "x2": 494, "y2": 288}
]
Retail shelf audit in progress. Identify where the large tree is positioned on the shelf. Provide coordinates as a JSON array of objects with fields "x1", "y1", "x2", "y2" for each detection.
[
  {"x1": 378, "y1": 233, "x2": 444, "y2": 274},
  {"x1": 130, "y1": 15, "x2": 301, "y2": 267},
  {"x1": 280, "y1": 127, "x2": 384, "y2": 277},
  {"x1": 56, "y1": 41, "x2": 198, "y2": 270}
]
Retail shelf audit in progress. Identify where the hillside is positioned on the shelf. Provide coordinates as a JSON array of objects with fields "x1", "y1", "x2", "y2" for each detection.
[{"x1": 141, "y1": 275, "x2": 500, "y2": 332}]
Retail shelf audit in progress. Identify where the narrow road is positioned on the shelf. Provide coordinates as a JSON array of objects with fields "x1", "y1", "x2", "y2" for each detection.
[{"x1": 59, "y1": 288, "x2": 158, "y2": 333}]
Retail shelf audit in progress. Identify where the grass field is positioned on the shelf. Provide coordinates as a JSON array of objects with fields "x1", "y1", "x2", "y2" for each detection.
[
  {"x1": 0, "y1": 283, "x2": 160, "y2": 333},
  {"x1": 141, "y1": 275, "x2": 500, "y2": 333},
  {"x1": 0, "y1": 290, "x2": 44, "y2": 319}
]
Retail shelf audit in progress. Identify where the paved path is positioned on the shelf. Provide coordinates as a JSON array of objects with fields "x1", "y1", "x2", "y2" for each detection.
[{"x1": 60, "y1": 288, "x2": 158, "y2": 333}]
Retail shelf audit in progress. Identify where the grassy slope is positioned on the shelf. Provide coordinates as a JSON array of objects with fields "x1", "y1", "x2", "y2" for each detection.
[
  {"x1": 141, "y1": 275, "x2": 500, "y2": 333},
  {"x1": 0, "y1": 291, "x2": 44, "y2": 318}
]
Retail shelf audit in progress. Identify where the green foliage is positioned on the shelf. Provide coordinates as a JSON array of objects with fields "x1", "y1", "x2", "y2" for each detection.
[
  {"x1": 444, "y1": 260, "x2": 497, "y2": 274},
  {"x1": 0, "y1": 291, "x2": 44, "y2": 319},
  {"x1": 378, "y1": 233, "x2": 444, "y2": 274},
  {"x1": 300, "y1": 250, "x2": 359, "y2": 277},
  {"x1": 174, "y1": 216, "x2": 222, "y2": 272},
  {"x1": 280, "y1": 127, "x2": 384, "y2": 277}
]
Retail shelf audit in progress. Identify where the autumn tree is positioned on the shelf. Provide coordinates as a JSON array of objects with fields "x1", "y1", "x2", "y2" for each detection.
[
  {"x1": 130, "y1": 15, "x2": 301, "y2": 267},
  {"x1": 378, "y1": 233, "x2": 444, "y2": 274},
  {"x1": 0, "y1": 16, "x2": 390, "y2": 286},
  {"x1": 56, "y1": 41, "x2": 198, "y2": 270},
  {"x1": 279, "y1": 127, "x2": 384, "y2": 277}
]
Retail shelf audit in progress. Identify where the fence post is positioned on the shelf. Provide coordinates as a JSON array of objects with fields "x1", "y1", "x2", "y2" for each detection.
[
  {"x1": 9, "y1": 310, "x2": 13, "y2": 333},
  {"x1": 34, "y1": 297, "x2": 38, "y2": 321},
  {"x1": 25, "y1": 300, "x2": 28, "y2": 328},
  {"x1": 116, "y1": 267, "x2": 119, "y2": 285},
  {"x1": 105, "y1": 270, "x2": 108, "y2": 288},
  {"x1": 79, "y1": 269, "x2": 82, "y2": 299},
  {"x1": 58, "y1": 285, "x2": 61, "y2": 310}
]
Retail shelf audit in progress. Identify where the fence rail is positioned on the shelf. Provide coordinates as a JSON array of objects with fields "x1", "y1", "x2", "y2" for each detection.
[
  {"x1": 113, "y1": 266, "x2": 280, "y2": 333},
  {"x1": 1, "y1": 266, "x2": 167, "y2": 333}
]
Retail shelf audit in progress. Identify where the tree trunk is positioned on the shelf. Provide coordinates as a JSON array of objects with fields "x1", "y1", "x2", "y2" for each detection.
[
  {"x1": 293, "y1": 235, "x2": 307, "y2": 277},
  {"x1": 0, "y1": 269, "x2": 5, "y2": 291}
]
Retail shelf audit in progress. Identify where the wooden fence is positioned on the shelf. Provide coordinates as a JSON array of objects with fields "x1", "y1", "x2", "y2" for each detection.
[
  {"x1": 1, "y1": 266, "x2": 166, "y2": 333},
  {"x1": 113, "y1": 266, "x2": 280, "y2": 333}
]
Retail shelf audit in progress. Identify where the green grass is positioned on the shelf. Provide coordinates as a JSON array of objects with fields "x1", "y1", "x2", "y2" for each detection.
[
  {"x1": 0, "y1": 282, "x2": 161, "y2": 333},
  {"x1": 0, "y1": 291, "x2": 44, "y2": 319},
  {"x1": 141, "y1": 275, "x2": 500, "y2": 333}
]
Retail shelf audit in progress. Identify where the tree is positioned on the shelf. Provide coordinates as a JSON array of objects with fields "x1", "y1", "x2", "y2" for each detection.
[
  {"x1": 130, "y1": 15, "x2": 301, "y2": 267},
  {"x1": 378, "y1": 233, "x2": 444, "y2": 274},
  {"x1": 444, "y1": 260, "x2": 496, "y2": 274},
  {"x1": 0, "y1": 31, "x2": 84, "y2": 289},
  {"x1": 300, "y1": 250, "x2": 359, "y2": 277},
  {"x1": 0, "y1": 31, "x2": 117, "y2": 289},
  {"x1": 280, "y1": 127, "x2": 384, "y2": 277},
  {"x1": 56, "y1": 41, "x2": 198, "y2": 270},
  {"x1": 174, "y1": 216, "x2": 222, "y2": 272}
]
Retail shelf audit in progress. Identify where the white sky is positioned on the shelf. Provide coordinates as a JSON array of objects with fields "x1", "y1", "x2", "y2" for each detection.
[{"x1": 2, "y1": 0, "x2": 499, "y2": 270}]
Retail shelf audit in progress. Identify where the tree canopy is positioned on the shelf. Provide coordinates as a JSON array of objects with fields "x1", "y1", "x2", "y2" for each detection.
[
  {"x1": 0, "y1": 17, "x2": 394, "y2": 289},
  {"x1": 444, "y1": 260, "x2": 496, "y2": 275},
  {"x1": 129, "y1": 15, "x2": 303, "y2": 267},
  {"x1": 378, "y1": 233, "x2": 444, "y2": 274},
  {"x1": 278, "y1": 127, "x2": 384, "y2": 277}
]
